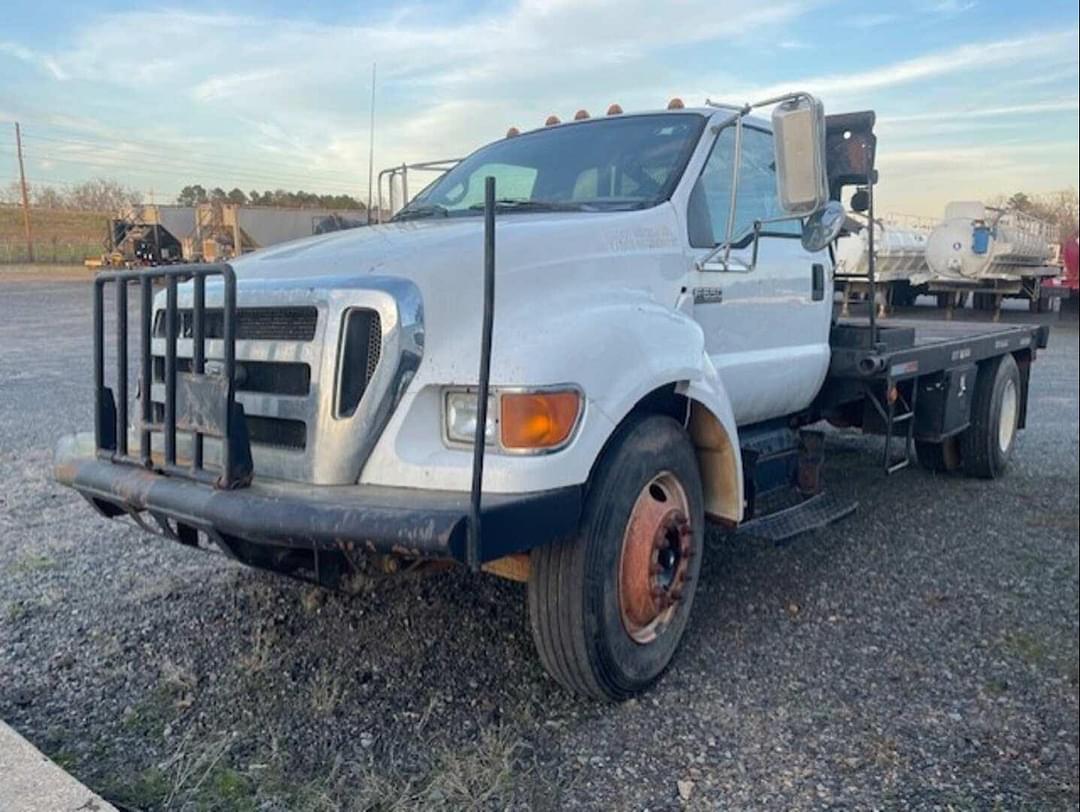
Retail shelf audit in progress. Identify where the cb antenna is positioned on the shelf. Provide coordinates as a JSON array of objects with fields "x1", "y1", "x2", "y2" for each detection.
[{"x1": 366, "y1": 62, "x2": 377, "y2": 223}]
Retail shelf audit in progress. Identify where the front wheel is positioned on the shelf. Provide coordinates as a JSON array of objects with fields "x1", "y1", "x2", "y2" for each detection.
[{"x1": 528, "y1": 414, "x2": 705, "y2": 701}]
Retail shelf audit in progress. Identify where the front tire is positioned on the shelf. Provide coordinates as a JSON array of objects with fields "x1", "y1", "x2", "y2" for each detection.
[
  {"x1": 528, "y1": 415, "x2": 705, "y2": 701},
  {"x1": 960, "y1": 354, "x2": 1021, "y2": 478}
]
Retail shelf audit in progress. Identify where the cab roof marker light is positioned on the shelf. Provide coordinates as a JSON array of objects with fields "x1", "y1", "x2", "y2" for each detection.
[
  {"x1": 545, "y1": 115, "x2": 561, "y2": 126},
  {"x1": 667, "y1": 97, "x2": 685, "y2": 110},
  {"x1": 506, "y1": 126, "x2": 521, "y2": 138},
  {"x1": 573, "y1": 109, "x2": 590, "y2": 120},
  {"x1": 606, "y1": 103, "x2": 623, "y2": 115}
]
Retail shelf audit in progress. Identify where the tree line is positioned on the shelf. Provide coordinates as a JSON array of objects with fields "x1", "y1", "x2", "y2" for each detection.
[
  {"x1": 1, "y1": 177, "x2": 366, "y2": 212},
  {"x1": 3, "y1": 175, "x2": 1072, "y2": 231},
  {"x1": 994, "y1": 190, "x2": 1079, "y2": 241},
  {"x1": 176, "y1": 184, "x2": 366, "y2": 210},
  {"x1": 1, "y1": 177, "x2": 142, "y2": 211}
]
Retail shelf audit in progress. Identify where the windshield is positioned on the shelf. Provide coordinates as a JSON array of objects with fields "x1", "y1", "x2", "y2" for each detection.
[{"x1": 394, "y1": 113, "x2": 705, "y2": 220}]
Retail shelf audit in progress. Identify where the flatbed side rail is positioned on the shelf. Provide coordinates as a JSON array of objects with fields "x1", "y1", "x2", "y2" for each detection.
[
  {"x1": 92, "y1": 263, "x2": 253, "y2": 489},
  {"x1": 828, "y1": 321, "x2": 1048, "y2": 382}
]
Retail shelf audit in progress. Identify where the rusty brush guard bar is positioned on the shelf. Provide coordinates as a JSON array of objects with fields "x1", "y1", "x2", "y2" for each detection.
[{"x1": 92, "y1": 263, "x2": 254, "y2": 490}]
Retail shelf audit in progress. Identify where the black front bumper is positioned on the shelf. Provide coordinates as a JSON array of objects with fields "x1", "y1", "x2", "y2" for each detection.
[{"x1": 56, "y1": 440, "x2": 582, "y2": 565}]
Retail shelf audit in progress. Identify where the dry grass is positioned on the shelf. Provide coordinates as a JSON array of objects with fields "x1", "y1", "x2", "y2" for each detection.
[
  {"x1": 238, "y1": 621, "x2": 282, "y2": 675},
  {"x1": 350, "y1": 727, "x2": 531, "y2": 811},
  {"x1": 0, "y1": 207, "x2": 109, "y2": 263},
  {"x1": 0, "y1": 206, "x2": 108, "y2": 242},
  {"x1": 310, "y1": 661, "x2": 345, "y2": 716}
]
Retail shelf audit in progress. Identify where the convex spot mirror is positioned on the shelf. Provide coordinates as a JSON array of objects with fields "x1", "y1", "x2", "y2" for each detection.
[
  {"x1": 801, "y1": 200, "x2": 846, "y2": 253},
  {"x1": 771, "y1": 95, "x2": 828, "y2": 216}
]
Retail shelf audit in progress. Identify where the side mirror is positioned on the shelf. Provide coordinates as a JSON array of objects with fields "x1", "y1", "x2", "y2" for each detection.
[
  {"x1": 801, "y1": 200, "x2": 846, "y2": 252},
  {"x1": 772, "y1": 95, "x2": 828, "y2": 216}
]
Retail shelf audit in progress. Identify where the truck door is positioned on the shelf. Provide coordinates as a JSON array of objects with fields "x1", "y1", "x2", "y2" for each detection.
[{"x1": 687, "y1": 122, "x2": 831, "y2": 425}]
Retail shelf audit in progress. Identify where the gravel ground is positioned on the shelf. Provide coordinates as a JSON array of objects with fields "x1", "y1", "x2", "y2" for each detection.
[{"x1": 1, "y1": 275, "x2": 1077, "y2": 810}]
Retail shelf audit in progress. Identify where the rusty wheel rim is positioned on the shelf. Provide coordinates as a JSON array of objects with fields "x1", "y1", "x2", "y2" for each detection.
[{"x1": 618, "y1": 471, "x2": 693, "y2": 645}]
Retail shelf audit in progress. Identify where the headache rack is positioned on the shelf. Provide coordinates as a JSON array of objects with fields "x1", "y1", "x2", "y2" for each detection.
[{"x1": 93, "y1": 263, "x2": 254, "y2": 489}]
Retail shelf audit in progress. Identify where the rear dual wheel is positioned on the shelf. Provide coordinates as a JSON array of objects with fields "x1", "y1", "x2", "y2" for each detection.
[
  {"x1": 915, "y1": 354, "x2": 1021, "y2": 478},
  {"x1": 960, "y1": 353, "x2": 1020, "y2": 478},
  {"x1": 528, "y1": 415, "x2": 704, "y2": 701}
]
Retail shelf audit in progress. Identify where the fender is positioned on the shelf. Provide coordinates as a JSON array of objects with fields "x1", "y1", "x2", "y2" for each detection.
[
  {"x1": 363, "y1": 288, "x2": 745, "y2": 505},
  {"x1": 678, "y1": 356, "x2": 744, "y2": 525},
  {"x1": 503, "y1": 293, "x2": 744, "y2": 524}
]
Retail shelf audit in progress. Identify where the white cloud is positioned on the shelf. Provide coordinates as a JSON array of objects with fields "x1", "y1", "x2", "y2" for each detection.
[
  {"x1": 43, "y1": 1, "x2": 817, "y2": 94},
  {"x1": 881, "y1": 140, "x2": 1076, "y2": 165},
  {"x1": 879, "y1": 98, "x2": 1080, "y2": 124},
  {"x1": 5, "y1": 0, "x2": 819, "y2": 187},
  {"x1": 929, "y1": 0, "x2": 977, "y2": 14},
  {"x1": 738, "y1": 29, "x2": 1079, "y2": 104},
  {"x1": 192, "y1": 70, "x2": 287, "y2": 103},
  {"x1": 845, "y1": 13, "x2": 899, "y2": 28},
  {"x1": 0, "y1": 41, "x2": 68, "y2": 80},
  {"x1": 3, "y1": 1, "x2": 1076, "y2": 213},
  {"x1": 876, "y1": 142, "x2": 1078, "y2": 214}
]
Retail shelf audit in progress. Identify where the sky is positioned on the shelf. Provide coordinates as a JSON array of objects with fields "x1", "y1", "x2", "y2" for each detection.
[{"x1": 0, "y1": 0, "x2": 1077, "y2": 215}]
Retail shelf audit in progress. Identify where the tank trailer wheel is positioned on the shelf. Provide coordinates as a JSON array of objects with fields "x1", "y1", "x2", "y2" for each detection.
[{"x1": 528, "y1": 415, "x2": 704, "y2": 701}]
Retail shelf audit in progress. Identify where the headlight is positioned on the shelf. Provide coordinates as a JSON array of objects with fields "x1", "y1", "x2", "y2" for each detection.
[
  {"x1": 445, "y1": 391, "x2": 497, "y2": 445},
  {"x1": 443, "y1": 387, "x2": 582, "y2": 453}
]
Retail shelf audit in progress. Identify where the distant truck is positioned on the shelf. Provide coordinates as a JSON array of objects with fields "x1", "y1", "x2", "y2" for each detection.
[
  {"x1": 1046, "y1": 231, "x2": 1080, "y2": 309},
  {"x1": 56, "y1": 95, "x2": 1049, "y2": 700},
  {"x1": 101, "y1": 203, "x2": 365, "y2": 266}
]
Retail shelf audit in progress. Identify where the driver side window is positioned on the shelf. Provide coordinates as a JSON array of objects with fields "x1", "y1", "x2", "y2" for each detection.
[{"x1": 690, "y1": 126, "x2": 799, "y2": 248}]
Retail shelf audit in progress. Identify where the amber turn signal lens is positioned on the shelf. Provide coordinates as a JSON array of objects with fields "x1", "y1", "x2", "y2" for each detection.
[{"x1": 500, "y1": 391, "x2": 581, "y2": 450}]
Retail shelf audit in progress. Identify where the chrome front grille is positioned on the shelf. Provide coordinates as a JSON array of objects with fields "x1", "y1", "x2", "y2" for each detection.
[
  {"x1": 147, "y1": 277, "x2": 422, "y2": 485},
  {"x1": 154, "y1": 357, "x2": 311, "y2": 396},
  {"x1": 153, "y1": 306, "x2": 318, "y2": 341}
]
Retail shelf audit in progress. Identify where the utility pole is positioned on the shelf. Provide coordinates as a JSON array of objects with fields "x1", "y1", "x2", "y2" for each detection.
[
  {"x1": 14, "y1": 123, "x2": 33, "y2": 262},
  {"x1": 366, "y1": 62, "x2": 377, "y2": 224},
  {"x1": 149, "y1": 188, "x2": 161, "y2": 261}
]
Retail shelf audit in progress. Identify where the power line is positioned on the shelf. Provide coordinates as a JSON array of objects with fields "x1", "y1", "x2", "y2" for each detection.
[
  {"x1": 10, "y1": 118, "x2": 368, "y2": 170},
  {"x1": 13, "y1": 149, "x2": 363, "y2": 194},
  {"x1": 7, "y1": 120, "x2": 373, "y2": 192},
  {"x1": 18, "y1": 131, "x2": 367, "y2": 191},
  {"x1": 0, "y1": 174, "x2": 171, "y2": 193},
  {"x1": 1, "y1": 146, "x2": 364, "y2": 197}
]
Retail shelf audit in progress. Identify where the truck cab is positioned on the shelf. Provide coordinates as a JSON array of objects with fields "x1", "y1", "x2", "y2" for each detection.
[{"x1": 56, "y1": 95, "x2": 1044, "y2": 700}]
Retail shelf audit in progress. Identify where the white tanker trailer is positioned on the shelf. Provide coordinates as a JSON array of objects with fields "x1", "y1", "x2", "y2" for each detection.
[
  {"x1": 834, "y1": 215, "x2": 932, "y2": 313},
  {"x1": 835, "y1": 219, "x2": 930, "y2": 280},
  {"x1": 914, "y1": 202, "x2": 1060, "y2": 315}
]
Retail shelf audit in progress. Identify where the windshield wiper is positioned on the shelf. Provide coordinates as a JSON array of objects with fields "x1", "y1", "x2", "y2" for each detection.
[
  {"x1": 393, "y1": 203, "x2": 450, "y2": 221},
  {"x1": 466, "y1": 199, "x2": 583, "y2": 213}
]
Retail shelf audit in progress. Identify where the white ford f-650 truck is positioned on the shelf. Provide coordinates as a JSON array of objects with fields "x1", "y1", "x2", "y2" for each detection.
[{"x1": 56, "y1": 94, "x2": 1049, "y2": 700}]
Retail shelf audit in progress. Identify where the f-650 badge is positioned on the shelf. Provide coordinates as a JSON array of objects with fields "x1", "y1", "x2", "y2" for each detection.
[{"x1": 693, "y1": 287, "x2": 723, "y2": 304}]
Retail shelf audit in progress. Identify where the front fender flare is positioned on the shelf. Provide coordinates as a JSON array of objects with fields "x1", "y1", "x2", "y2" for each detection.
[{"x1": 677, "y1": 359, "x2": 744, "y2": 525}]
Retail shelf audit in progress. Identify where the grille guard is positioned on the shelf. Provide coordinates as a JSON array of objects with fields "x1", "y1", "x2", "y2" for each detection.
[{"x1": 93, "y1": 263, "x2": 254, "y2": 489}]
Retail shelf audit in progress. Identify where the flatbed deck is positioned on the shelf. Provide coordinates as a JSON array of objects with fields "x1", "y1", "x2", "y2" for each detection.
[
  {"x1": 816, "y1": 316, "x2": 1051, "y2": 472},
  {"x1": 827, "y1": 317, "x2": 1050, "y2": 382}
]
